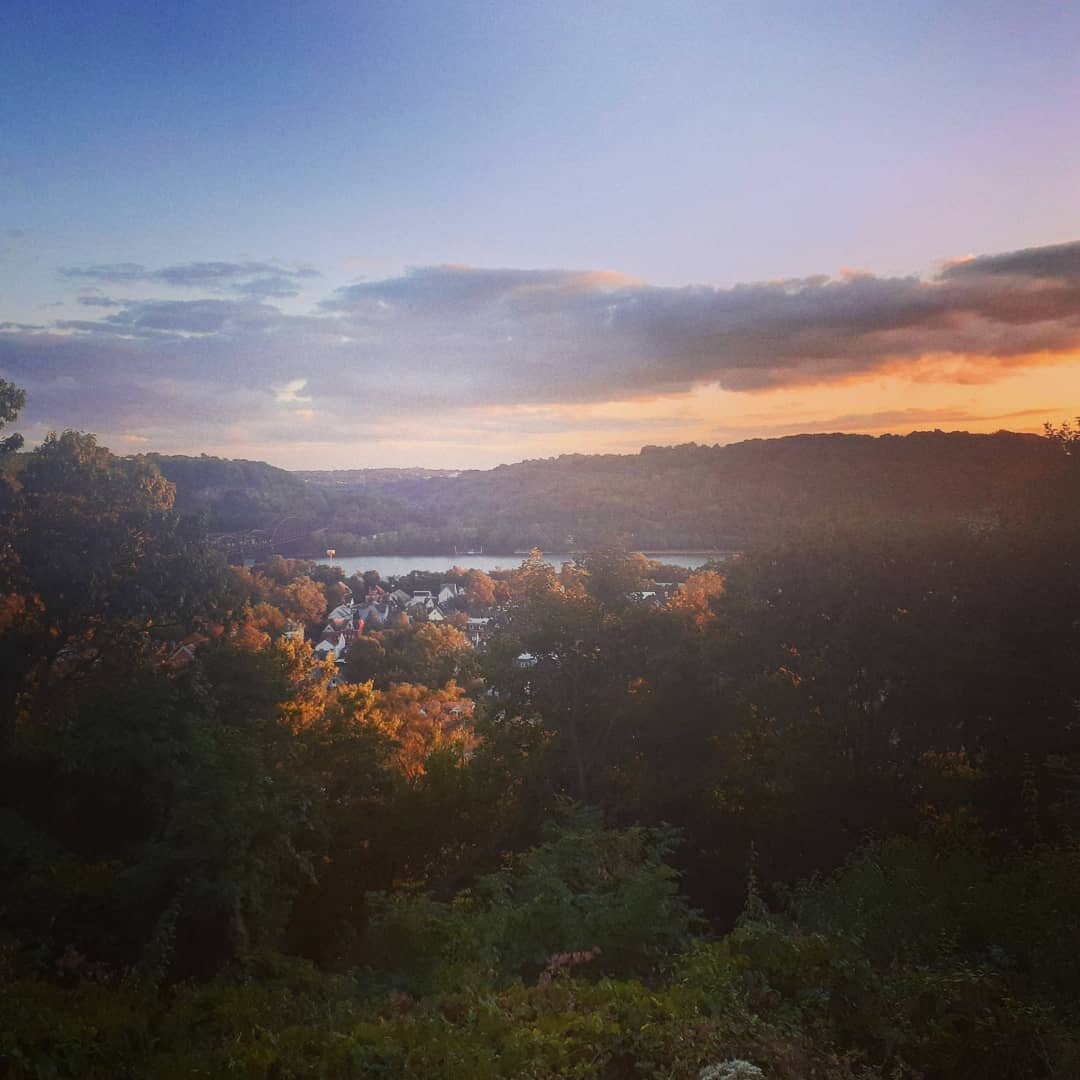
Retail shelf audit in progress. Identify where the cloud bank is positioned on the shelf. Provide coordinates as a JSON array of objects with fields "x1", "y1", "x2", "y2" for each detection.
[
  {"x1": 59, "y1": 260, "x2": 320, "y2": 299},
  {"x1": 2, "y1": 240, "x2": 1079, "y2": 459}
]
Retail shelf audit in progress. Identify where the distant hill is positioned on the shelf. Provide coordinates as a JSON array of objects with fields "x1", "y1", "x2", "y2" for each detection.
[
  {"x1": 144, "y1": 454, "x2": 329, "y2": 537},
  {"x1": 294, "y1": 467, "x2": 461, "y2": 488},
  {"x1": 147, "y1": 431, "x2": 1062, "y2": 556}
]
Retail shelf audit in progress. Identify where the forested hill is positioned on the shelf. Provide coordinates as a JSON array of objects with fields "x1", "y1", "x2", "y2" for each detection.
[
  {"x1": 149, "y1": 430, "x2": 1060, "y2": 555},
  {"x1": 142, "y1": 455, "x2": 321, "y2": 535}
]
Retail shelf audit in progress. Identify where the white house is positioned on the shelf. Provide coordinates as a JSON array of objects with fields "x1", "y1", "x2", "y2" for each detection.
[
  {"x1": 314, "y1": 632, "x2": 347, "y2": 661},
  {"x1": 438, "y1": 583, "x2": 462, "y2": 605}
]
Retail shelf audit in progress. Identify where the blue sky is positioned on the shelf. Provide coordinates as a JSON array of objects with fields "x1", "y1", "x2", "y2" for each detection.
[{"x1": 2, "y1": 1, "x2": 1079, "y2": 467}]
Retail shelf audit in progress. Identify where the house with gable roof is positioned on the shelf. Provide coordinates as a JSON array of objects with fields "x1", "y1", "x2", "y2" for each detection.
[{"x1": 438, "y1": 583, "x2": 463, "y2": 606}]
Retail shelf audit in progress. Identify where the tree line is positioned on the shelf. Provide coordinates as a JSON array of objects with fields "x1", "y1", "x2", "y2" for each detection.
[{"x1": 150, "y1": 427, "x2": 1060, "y2": 555}]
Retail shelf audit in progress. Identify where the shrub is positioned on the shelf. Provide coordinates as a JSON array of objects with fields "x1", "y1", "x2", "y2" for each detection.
[{"x1": 363, "y1": 806, "x2": 696, "y2": 994}]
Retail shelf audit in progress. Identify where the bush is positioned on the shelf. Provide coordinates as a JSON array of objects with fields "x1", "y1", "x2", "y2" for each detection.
[
  {"x1": 363, "y1": 806, "x2": 696, "y2": 994},
  {"x1": 781, "y1": 836, "x2": 1080, "y2": 1012}
]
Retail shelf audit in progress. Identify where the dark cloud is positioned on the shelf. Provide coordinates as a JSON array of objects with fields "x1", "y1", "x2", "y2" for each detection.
[
  {"x1": 316, "y1": 248, "x2": 1080, "y2": 398},
  {"x1": 59, "y1": 260, "x2": 320, "y2": 291},
  {"x1": 98, "y1": 298, "x2": 284, "y2": 334},
  {"x1": 231, "y1": 275, "x2": 303, "y2": 299},
  {"x1": 941, "y1": 240, "x2": 1080, "y2": 281},
  {"x1": 76, "y1": 295, "x2": 124, "y2": 308},
  {"x1": 151, "y1": 261, "x2": 319, "y2": 288},
  {"x1": 3, "y1": 238, "x2": 1077, "y2": 455},
  {"x1": 59, "y1": 262, "x2": 147, "y2": 283}
]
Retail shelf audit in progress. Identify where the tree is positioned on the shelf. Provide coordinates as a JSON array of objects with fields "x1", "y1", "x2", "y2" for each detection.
[
  {"x1": 342, "y1": 633, "x2": 388, "y2": 684},
  {"x1": 579, "y1": 544, "x2": 650, "y2": 609},
  {"x1": 12, "y1": 431, "x2": 230, "y2": 637},
  {"x1": 463, "y1": 568, "x2": 496, "y2": 608},
  {"x1": 343, "y1": 622, "x2": 476, "y2": 689},
  {"x1": 364, "y1": 681, "x2": 477, "y2": 779},
  {"x1": 1, "y1": 634, "x2": 323, "y2": 975},
  {"x1": 0, "y1": 377, "x2": 25, "y2": 454},
  {"x1": 1044, "y1": 417, "x2": 1080, "y2": 460},
  {"x1": 668, "y1": 569, "x2": 725, "y2": 627},
  {"x1": 281, "y1": 576, "x2": 328, "y2": 625}
]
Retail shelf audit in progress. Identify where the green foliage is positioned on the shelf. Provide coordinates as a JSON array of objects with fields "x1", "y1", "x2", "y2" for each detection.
[
  {"x1": 5, "y1": 431, "x2": 235, "y2": 640},
  {"x1": 148, "y1": 452, "x2": 331, "y2": 538},
  {"x1": 364, "y1": 807, "x2": 696, "y2": 994},
  {"x1": 362, "y1": 890, "x2": 498, "y2": 995},
  {"x1": 345, "y1": 621, "x2": 477, "y2": 689},
  {"x1": 0, "y1": 978, "x2": 153, "y2": 1079},
  {"x1": 480, "y1": 806, "x2": 695, "y2": 978},
  {"x1": 8, "y1": 932, "x2": 1070, "y2": 1080},
  {"x1": 781, "y1": 836, "x2": 1080, "y2": 1012},
  {"x1": 0, "y1": 967, "x2": 791, "y2": 1080},
  {"x1": 0, "y1": 377, "x2": 25, "y2": 455},
  {"x1": 0, "y1": 639, "x2": 321, "y2": 975}
]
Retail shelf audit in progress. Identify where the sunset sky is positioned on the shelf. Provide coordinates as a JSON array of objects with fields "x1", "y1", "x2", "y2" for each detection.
[{"x1": 3, "y1": 0, "x2": 1079, "y2": 468}]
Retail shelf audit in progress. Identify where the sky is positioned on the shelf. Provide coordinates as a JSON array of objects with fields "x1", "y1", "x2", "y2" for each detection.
[{"x1": 2, "y1": 0, "x2": 1079, "y2": 469}]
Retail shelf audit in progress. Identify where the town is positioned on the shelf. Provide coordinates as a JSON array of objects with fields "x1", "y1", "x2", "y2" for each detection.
[{"x1": 299, "y1": 561, "x2": 686, "y2": 686}]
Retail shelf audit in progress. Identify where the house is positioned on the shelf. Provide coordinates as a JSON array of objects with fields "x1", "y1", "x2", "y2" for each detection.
[
  {"x1": 354, "y1": 603, "x2": 385, "y2": 628},
  {"x1": 165, "y1": 631, "x2": 210, "y2": 666},
  {"x1": 314, "y1": 632, "x2": 347, "y2": 661},
  {"x1": 427, "y1": 605, "x2": 446, "y2": 623},
  {"x1": 281, "y1": 620, "x2": 305, "y2": 643},
  {"x1": 327, "y1": 603, "x2": 353, "y2": 624},
  {"x1": 167, "y1": 642, "x2": 198, "y2": 666},
  {"x1": 466, "y1": 616, "x2": 491, "y2": 647},
  {"x1": 390, "y1": 588, "x2": 411, "y2": 606},
  {"x1": 438, "y1": 583, "x2": 462, "y2": 606}
]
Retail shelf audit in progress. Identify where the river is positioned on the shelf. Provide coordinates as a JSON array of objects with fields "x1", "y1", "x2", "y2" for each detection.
[{"x1": 315, "y1": 551, "x2": 722, "y2": 578}]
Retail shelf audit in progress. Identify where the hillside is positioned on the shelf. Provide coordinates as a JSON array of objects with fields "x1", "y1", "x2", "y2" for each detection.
[{"x1": 150, "y1": 431, "x2": 1060, "y2": 555}]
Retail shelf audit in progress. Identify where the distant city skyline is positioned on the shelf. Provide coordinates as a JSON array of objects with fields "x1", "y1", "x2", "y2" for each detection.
[{"x1": 3, "y1": 1, "x2": 1079, "y2": 467}]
